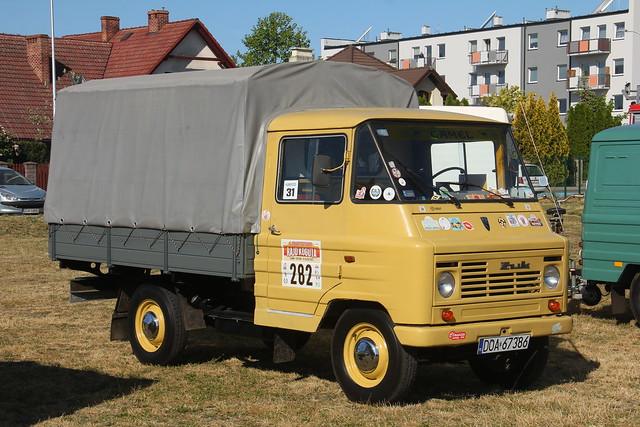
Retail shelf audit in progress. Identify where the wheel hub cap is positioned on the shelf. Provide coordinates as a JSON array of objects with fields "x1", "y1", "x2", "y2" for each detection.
[
  {"x1": 142, "y1": 311, "x2": 160, "y2": 340},
  {"x1": 354, "y1": 337, "x2": 379, "y2": 373}
]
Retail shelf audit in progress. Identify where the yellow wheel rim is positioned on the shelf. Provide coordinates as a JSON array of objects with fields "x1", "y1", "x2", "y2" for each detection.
[
  {"x1": 134, "y1": 299, "x2": 165, "y2": 353},
  {"x1": 343, "y1": 322, "x2": 389, "y2": 388}
]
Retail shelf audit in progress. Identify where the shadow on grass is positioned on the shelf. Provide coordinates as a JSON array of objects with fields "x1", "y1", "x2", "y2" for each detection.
[
  {"x1": 568, "y1": 295, "x2": 638, "y2": 325},
  {"x1": 181, "y1": 329, "x2": 599, "y2": 405},
  {"x1": 0, "y1": 361, "x2": 154, "y2": 426}
]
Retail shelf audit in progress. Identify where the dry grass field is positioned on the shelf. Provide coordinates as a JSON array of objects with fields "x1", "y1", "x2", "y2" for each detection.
[{"x1": 1, "y1": 203, "x2": 639, "y2": 426}]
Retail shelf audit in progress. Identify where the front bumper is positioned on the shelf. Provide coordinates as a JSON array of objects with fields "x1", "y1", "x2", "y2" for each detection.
[
  {"x1": 0, "y1": 201, "x2": 44, "y2": 214},
  {"x1": 394, "y1": 314, "x2": 572, "y2": 348}
]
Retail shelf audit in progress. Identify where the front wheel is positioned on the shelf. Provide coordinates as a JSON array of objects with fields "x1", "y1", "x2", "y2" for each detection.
[
  {"x1": 331, "y1": 309, "x2": 417, "y2": 403},
  {"x1": 468, "y1": 336, "x2": 549, "y2": 390},
  {"x1": 128, "y1": 284, "x2": 187, "y2": 365},
  {"x1": 630, "y1": 273, "x2": 640, "y2": 324}
]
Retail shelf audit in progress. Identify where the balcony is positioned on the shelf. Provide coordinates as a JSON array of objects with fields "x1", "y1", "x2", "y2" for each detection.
[
  {"x1": 567, "y1": 73, "x2": 611, "y2": 91},
  {"x1": 567, "y1": 38, "x2": 610, "y2": 56},
  {"x1": 400, "y1": 57, "x2": 436, "y2": 69},
  {"x1": 469, "y1": 83, "x2": 508, "y2": 97},
  {"x1": 469, "y1": 50, "x2": 508, "y2": 66}
]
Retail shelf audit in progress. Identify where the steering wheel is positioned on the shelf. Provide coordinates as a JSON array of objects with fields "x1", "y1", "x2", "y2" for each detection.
[{"x1": 431, "y1": 166, "x2": 467, "y2": 181}]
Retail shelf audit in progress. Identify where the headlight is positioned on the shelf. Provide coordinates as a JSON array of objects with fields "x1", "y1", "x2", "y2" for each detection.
[
  {"x1": 543, "y1": 265, "x2": 561, "y2": 290},
  {"x1": 0, "y1": 192, "x2": 18, "y2": 201},
  {"x1": 438, "y1": 272, "x2": 455, "y2": 298}
]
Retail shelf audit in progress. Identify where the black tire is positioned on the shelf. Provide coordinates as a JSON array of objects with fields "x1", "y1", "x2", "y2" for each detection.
[
  {"x1": 128, "y1": 284, "x2": 187, "y2": 365},
  {"x1": 630, "y1": 273, "x2": 640, "y2": 324},
  {"x1": 468, "y1": 336, "x2": 549, "y2": 390},
  {"x1": 331, "y1": 309, "x2": 417, "y2": 403}
]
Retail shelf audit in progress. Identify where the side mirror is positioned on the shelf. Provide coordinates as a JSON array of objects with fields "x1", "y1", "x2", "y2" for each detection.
[{"x1": 312, "y1": 155, "x2": 332, "y2": 188}]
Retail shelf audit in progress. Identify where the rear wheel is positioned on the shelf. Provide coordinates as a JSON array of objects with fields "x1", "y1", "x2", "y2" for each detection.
[
  {"x1": 331, "y1": 309, "x2": 417, "y2": 403},
  {"x1": 128, "y1": 284, "x2": 187, "y2": 365},
  {"x1": 630, "y1": 273, "x2": 640, "y2": 324},
  {"x1": 468, "y1": 336, "x2": 549, "y2": 390}
]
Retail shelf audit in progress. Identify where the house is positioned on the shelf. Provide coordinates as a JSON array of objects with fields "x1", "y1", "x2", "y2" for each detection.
[
  {"x1": 321, "y1": 0, "x2": 639, "y2": 115},
  {"x1": 326, "y1": 45, "x2": 456, "y2": 105},
  {"x1": 0, "y1": 9, "x2": 235, "y2": 142}
]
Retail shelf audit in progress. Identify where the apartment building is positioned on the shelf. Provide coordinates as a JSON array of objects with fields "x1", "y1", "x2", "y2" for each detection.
[{"x1": 321, "y1": 1, "x2": 639, "y2": 116}]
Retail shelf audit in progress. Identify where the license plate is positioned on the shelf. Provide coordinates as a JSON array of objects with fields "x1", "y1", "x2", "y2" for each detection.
[
  {"x1": 477, "y1": 334, "x2": 530, "y2": 355},
  {"x1": 23, "y1": 208, "x2": 40, "y2": 214}
]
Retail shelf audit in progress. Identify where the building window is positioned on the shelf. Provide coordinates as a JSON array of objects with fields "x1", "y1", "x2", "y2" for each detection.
[
  {"x1": 437, "y1": 43, "x2": 446, "y2": 58},
  {"x1": 388, "y1": 49, "x2": 397, "y2": 63},
  {"x1": 558, "y1": 98, "x2": 568, "y2": 114},
  {"x1": 425, "y1": 45, "x2": 432, "y2": 58},
  {"x1": 614, "y1": 58, "x2": 624, "y2": 75},
  {"x1": 558, "y1": 64, "x2": 568, "y2": 81},
  {"x1": 598, "y1": 24, "x2": 607, "y2": 39},
  {"x1": 528, "y1": 33, "x2": 538, "y2": 49},
  {"x1": 412, "y1": 46, "x2": 420, "y2": 59},
  {"x1": 581, "y1": 63, "x2": 590, "y2": 77},
  {"x1": 483, "y1": 38, "x2": 491, "y2": 50},
  {"x1": 528, "y1": 67, "x2": 538, "y2": 83},
  {"x1": 581, "y1": 26, "x2": 591, "y2": 40},
  {"x1": 497, "y1": 37, "x2": 506, "y2": 51},
  {"x1": 484, "y1": 72, "x2": 491, "y2": 84},
  {"x1": 558, "y1": 29, "x2": 569, "y2": 46},
  {"x1": 470, "y1": 73, "x2": 478, "y2": 86},
  {"x1": 498, "y1": 70, "x2": 505, "y2": 85},
  {"x1": 615, "y1": 22, "x2": 625, "y2": 39},
  {"x1": 613, "y1": 94, "x2": 624, "y2": 110},
  {"x1": 469, "y1": 40, "x2": 478, "y2": 53}
]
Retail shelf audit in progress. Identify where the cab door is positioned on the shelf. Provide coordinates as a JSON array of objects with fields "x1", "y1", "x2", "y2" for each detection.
[{"x1": 262, "y1": 132, "x2": 348, "y2": 315}]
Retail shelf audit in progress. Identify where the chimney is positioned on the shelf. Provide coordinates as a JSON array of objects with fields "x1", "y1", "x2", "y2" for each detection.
[
  {"x1": 421, "y1": 25, "x2": 431, "y2": 35},
  {"x1": 289, "y1": 47, "x2": 314, "y2": 62},
  {"x1": 101, "y1": 16, "x2": 120, "y2": 41},
  {"x1": 493, "y1": 16, "x2": 503, "y2": 26},
  {"x1": 148, "y1": 9, "x2": 169, "y2": 33},
  {"x1": 26, "y1": 34, "x2": 50, "y2": 84}
]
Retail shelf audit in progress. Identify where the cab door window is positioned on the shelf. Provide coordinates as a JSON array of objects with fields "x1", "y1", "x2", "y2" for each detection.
[{"x1": 277, "y1": 135, "x2": 346, "y2": 203}]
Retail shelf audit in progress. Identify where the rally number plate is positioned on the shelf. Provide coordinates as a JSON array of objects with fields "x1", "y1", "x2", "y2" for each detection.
[
  {"x1": 477, "y1": 334, "x2": 530, "y2": 355},
  {"x1": 23, "y1": 208, "x2": 40, "y2": 214}
]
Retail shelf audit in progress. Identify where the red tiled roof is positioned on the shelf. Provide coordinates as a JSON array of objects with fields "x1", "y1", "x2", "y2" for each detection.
[
  {"x1": 1, "y1": 15, "x2": 235, "y2": 141},
  {"x1": 0, "y1": 34, "x2": 111, "y2": 140},
  {"x1": 327, "y1": 45, "x2": 395, "y2": 72},
  {"x1": 390, "y1": 67, "x2": 456, "y2": 98}
]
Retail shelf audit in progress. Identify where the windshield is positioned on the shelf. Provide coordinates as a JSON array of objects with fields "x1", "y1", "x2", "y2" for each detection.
[
  {"x1": 0, "y1": 169, "x2": 31, "y2": 185},
  {"x1": 352, "y1": 120, "x2": 536, "y2": 203}
]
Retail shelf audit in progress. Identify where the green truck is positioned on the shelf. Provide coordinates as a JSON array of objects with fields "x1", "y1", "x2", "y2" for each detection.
[{"x1": 576, "y1": 124, "x2": 640, "y2": 322}]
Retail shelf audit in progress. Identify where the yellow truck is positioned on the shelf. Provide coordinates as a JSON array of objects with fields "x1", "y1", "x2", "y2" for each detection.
[{"x1": 46, "y1": 61, "x2": 572, "y2": 403}]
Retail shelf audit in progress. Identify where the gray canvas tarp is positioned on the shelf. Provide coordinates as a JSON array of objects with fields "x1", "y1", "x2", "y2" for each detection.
[{"x1": 45, "y1": 61, "x2": 418, "y2": 233}]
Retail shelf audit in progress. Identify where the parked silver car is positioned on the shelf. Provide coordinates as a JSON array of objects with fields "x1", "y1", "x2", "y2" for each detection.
[{"x1": 0, "y1": 167, "x2": 46, "y2": 214}]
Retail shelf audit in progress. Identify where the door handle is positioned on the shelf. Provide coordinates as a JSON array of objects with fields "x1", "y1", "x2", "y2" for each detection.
[{"x1": 268, "y1": 225, "x2": 281, "y2": 235}]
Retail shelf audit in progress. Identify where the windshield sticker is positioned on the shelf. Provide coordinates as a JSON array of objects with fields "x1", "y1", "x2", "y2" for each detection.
[
  {"x1": 439, "y1": 217, "x2": 451, "y2": 230},
  {"x1": 261, "y1": 210, "x2": 271, "y2": 221},
  {"x1": 376, "y1": 129, "x2": 389, "y2": 137},
  {"x1": 422, "y1": 216, "x2": 441, "y2": 230},
  {"x1": 462, "y1": 221, "x2": 474, "y2": 230},
  {"x1": 481, "y1": 217, "x2": 491, "y2": 231},
  {"x1": 391, "y1": 168, "x2": 402, "y2": 178},
  {"x1": 498, "y1": 217, "x2": 507, "y2": 228},
  {"x1": 370, "y1": 185, "x2": 382, "y2": 200},
  {"x1": 450, "y1": 217, "x2": 464, "y2": 230},
  {"x1": 418, "y1": 205, "x2": 426, "y2": 212},
  {"x1": 355, "y1": 187, "x2": 366, "y2": 200},
  {"x1": 528, "y1": 214, "x2": 543, "y2": 226},
  {"x1": 388, "y1": 161, "x2": 396, "y2": 168},
  {"x1": 525, "y1": 204, "x2": 532, "y2": 210},
  {"x1": 506, "y1": 214, "x2": 519, "y2": 227},
  {"x1": 398, "y1": 178, "x2": 407, "y2": 187},
  {"x1": 465, "y1": 193, "x2": 485, "y2": 200},
  {"x1": 282, "y1": 180, "x2": 299, "y2": 200},
  {"x1": 383, "y1": 187, "x2": 396, "y2": 201},
  {"x1": 281, "y1": 239, "x2": 322, "y2": 289},
  {"x1": 517, "y1": 214, "x2": 529, "y2": 227},
  {"x1": 403, "y1": 190, "x2": 415, "y2": 198}
]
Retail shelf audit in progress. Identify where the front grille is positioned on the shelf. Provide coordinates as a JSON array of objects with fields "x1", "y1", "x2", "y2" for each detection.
[
  {"x1": 1, "y1": 200, "x2": 44, "y2": 209},
  {"x1": 459, "y1": 261, "x2": 541, "y2": 299}
]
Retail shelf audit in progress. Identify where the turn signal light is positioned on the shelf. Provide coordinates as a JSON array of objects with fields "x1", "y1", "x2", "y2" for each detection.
[
  {"x1": 548, "y1": 299, "x2": 561, "y2": 312},
  {"x1": 441, "y1": 309, "x2": 455, "y2": 322}
]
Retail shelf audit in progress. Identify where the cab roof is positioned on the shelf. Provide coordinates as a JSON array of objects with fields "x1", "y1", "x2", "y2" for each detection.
[{"x1": 268, "y1": 107, "x2": 510, "y2": 132}]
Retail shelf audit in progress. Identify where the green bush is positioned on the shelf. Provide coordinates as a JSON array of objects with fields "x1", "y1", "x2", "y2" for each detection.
[{"x1": 15, "y1": 140, "x2": 49, "y2": 163}]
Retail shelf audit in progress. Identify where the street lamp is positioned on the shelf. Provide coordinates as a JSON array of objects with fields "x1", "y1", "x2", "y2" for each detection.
[{"x1": 624, "y1": 29, "x2": 640, "y2": 36}]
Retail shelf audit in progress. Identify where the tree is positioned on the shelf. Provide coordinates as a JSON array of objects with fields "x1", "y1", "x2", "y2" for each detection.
[
  {"x1": 444, "y1": 94, "x2": 469, "y2": 106},
  {"x1": 236, "y1": 12, "x2": 310, "y2": 66},
  {"x1": 480, "y1": 86, "x2": 525, "y2": 116}
]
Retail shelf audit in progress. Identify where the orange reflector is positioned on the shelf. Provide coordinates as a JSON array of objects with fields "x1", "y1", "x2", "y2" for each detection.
[
  {"x1": 441, "y1": 309, "x2": 455, "y2": 322},
  {"x1": 614, "y1": 261, "x2": 623, "y2": 267},
  {"x1": 548, "y1": 300, "x2": 561, "y2": 312},
  {"x1": 344, "y1": 255, "x2": 356, "y2": 263}
]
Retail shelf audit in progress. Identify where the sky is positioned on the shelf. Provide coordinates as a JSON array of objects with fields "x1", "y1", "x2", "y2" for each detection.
[{"x1": 0, "y1": 0, "x2": 630, "y2": 58}]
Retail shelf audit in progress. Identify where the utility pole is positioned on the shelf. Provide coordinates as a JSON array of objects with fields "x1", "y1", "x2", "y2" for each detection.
[{"x1": 50, "y1": 0, "x2": 56, "y2": 116}]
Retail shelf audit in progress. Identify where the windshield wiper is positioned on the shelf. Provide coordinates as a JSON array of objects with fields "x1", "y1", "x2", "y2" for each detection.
[
  {"x1": 391, "y1": 158, "x2": 462, "y2": 208},
  {"x1": 439, "y1": 181, "x2": 514, "y2": 208}
]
